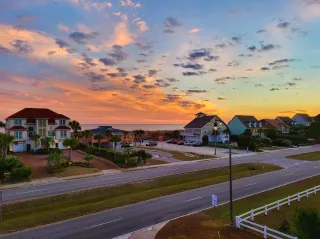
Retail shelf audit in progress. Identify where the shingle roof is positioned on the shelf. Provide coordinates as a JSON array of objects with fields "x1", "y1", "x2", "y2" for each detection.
[
  {"x1": 184, "y1": 115, "x2": 216, "y2": 129},
  {"x1": 8, "y1": 126, "x2": 27, "y2": 131},
  {"x1": 276, "y1": 116, "x2": 293, "y2": 126},
  {"x1": 234, "y1": 115, "x2": 259, "y2": 128},
  {"x1": 91, "y1": 126, "x2": 124, "y2": 135},
  {"x1": 7, "y1": 108, "x2": 69, "y2": 120},
  {"x1": 296, "y1": 113, "x2": 313, "y2": 122},
  {"x1": 262, "y1": 119, "x2": 284, "y2": 129}
]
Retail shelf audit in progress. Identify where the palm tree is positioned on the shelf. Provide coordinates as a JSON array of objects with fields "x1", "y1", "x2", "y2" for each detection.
[
  {"x1": 104, "y1": 129, "x2": 113, "y2": 141},
  {"x1": 0, "y1": 121, "x2": 5, "y2": 128},
  {"x1": 83, "y1": 130, "x2": 92, "y2": 145},
  {"x1": 41, "y1": 136, "x2": 54, "y2": 152},
  {"x1": 30, "y1": 134, "x2": 41, "y2": 152},
  {"x1": 110, "y1": 135, "x2": 121, "y2": 151},
  {"x1": 68, "y1": 120, "x2": 81, "y2": 138},
  {"x1": 0, "y1": 133, "x2": 15, "y2": 160},
  {"x1": 133, "y1": 129, "x2": 145, "y2": 146},
  {"x1": 122, "y1": 131, "x2": 129, "y2": 142},
  {"x1": 94, "y1": 134, "x2": 105, "y2": 151},
  {"x1": 63, "y1": 137, "x2": 79, "y2": 161}
]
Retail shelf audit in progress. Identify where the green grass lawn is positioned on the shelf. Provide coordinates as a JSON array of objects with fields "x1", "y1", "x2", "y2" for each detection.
[
  {"x1": 286, "y1": 151, "x2": 320, "y2": 161},
  {"x1": 157, "y1": 175, "x2": 320, "y2": 239},
  {"x1": 139, "y1": 146, "x2": 215, "y2": 161},
  {"x1": 0, "y1": 163, "x2": 280, "y2": 234}
]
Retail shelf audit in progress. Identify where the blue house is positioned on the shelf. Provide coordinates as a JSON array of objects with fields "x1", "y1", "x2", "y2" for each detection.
[{"x1": 228, "y1": 115, "x2": 262, "y2": 135}]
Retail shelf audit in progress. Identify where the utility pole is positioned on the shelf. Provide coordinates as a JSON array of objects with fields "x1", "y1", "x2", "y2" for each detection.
[
  {"x1": 229, "y1": 144, "x2": 233, "y2": 227},
  {"x1": 0, "y1": 190, "x2": 2, "y2": 223}
]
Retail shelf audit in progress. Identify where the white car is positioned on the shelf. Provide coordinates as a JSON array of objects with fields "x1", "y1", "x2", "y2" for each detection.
[{"x1": 184, "y1": 141, "x2": 195, "y2": 146}]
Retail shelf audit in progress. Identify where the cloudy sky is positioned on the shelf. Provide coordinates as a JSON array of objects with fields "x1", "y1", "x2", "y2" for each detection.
[{"x1": 0, "y1": 0, "x2": 319, "y2": 124}]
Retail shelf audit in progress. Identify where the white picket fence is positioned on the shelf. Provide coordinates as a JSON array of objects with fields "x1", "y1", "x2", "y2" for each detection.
[{"x1": 236, "y1": 185, "x2": 320, "y2": 239}]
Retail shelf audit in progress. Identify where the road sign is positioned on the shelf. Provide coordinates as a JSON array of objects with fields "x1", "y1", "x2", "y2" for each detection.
[{"x1": 212, "y1": 194, "x2": 218, "y2": 207}]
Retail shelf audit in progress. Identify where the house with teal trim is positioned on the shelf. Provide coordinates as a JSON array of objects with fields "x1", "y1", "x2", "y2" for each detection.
[{"x1": 228, "y1": 115, "x2": 262, "y2": 135}]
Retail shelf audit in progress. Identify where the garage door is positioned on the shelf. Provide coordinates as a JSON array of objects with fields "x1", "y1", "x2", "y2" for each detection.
[
  {"x1": 58, "y1": 142, "x2": 67, "y2": 150},
  {"x1": 13, "y1": 143, "x2": 25, "y2": 152}
]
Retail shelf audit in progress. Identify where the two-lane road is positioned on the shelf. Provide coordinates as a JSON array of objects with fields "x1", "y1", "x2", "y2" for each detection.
[
  {"x1": 2, "y1": 146, "x2": 319, "y2": 203},
  {"x1": 1, "y1": 161, "x2": 319, "y2": 239}
]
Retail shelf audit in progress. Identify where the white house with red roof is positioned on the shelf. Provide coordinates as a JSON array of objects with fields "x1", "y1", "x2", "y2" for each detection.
[
  {"x1": 5, "y1": 108, "x2": 71, "y2": 152},
  {"x1": 181, "y1": 112, "x2": 229, "y2": 143}
]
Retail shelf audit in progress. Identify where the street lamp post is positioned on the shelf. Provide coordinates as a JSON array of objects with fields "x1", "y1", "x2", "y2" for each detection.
[
  {"x1": 229, "y1": 139, "x2": 233, "y2": 227},
  {"x1": 213, "y1": 122, "x2": 218, "y2": 155}
]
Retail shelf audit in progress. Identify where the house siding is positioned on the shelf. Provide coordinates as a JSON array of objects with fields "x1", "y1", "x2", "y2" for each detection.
[
  {"x1": 228, "y1": 117, "x2": 247, "y2": 135},
  {"x1": 292, "y1": 114, "x2": 309, "y2": 126}
]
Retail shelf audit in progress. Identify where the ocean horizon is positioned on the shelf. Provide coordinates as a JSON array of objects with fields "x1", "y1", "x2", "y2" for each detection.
[{"x1": 81, "y1": 124, "x2": 185, "y2": 131}]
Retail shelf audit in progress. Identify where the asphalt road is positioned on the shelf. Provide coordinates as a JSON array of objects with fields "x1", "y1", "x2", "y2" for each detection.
[
  {"x1": 1, "y1": 160, "x2": 319, "y2": 239},
  {"x1": 2, "y1": 146, "x2": 319, "y2": 204}
]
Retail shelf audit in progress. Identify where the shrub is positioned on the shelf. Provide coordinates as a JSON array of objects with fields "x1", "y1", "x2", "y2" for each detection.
[
  {"x1": 127, "y1": 157, "x2": 138, "y2": 167},
  {"x1": 247, "y1": 166, "x2": 256, "y2": 171},
  {"x1": 293, "y1": 208, "x2": 320, "y2": 239},
  {"x1": 275, "y1": 135, "x2": 308, "y2": 145},
  {"x1": 261, "y1": 137, "x2": 272, "y2": 146},
  {"x1": 76, "y1": 143, "x2": 87, "y2": 150},
  {"x1": 272, "y1": 139, "x2": 292, "y2": 147},
  {"x1": 10, "y1": 167, "x2": 32, "y2": 182},
  {"x1": 4, "y1": 156, "x2": 23, "y2": 171},
  {"x1": 237, "y1": 136, "x2": 251, "y2": 149},
  {"x1": 84, "y1": 154, "x2": 94, "y2": 165},
  {"x1": 248, "y1": 142, "x2": 259, "y2": 151},
  {"x1": 34, "y1": 148, "x2": 62, "y2": 155},
  {"x1": 47, "y1": 151, "x2": 67, "y2": 173},
  {"x1": 68, "y1": 161, "x2": 94, "y2": 168}
]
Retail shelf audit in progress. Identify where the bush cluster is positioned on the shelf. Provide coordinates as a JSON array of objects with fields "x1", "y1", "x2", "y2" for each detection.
[
  {"x1": 274, "y1": 135, "x2": 308, "y2": 145},
  {"x1": 0, "y1": 156, "x2": 32, "y2": 183}
]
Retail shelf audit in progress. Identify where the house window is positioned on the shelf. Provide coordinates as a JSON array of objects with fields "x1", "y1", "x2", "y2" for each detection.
[
  {"x1": 60, "y1": 131, "x2": 67, "y2": 138},
  {"x1": 15, "y1": 131, "x2": 22, "y2": 139},
  {"x1": 203, "y1": 130, "x2": 207, "y2": 135},
  {"x1": 14, "y1": 119, "x2": 22, "y2": 125},
  {"x1": 59, "y1": 120, "x2": 66, "y2": 126},
  {"x1": 39, "y1": 128, "x2": 47, "y2": 137},
  {"x1": 38, "y1": 120, "x2": 47, "y2": 127}
]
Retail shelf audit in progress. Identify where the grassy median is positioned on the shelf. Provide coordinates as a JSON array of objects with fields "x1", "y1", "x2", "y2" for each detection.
[
  {"x1": 0, "y1": 163, "x2": 280, "y2": 234},
  {"x1": 156, "y1": 175, "x2": 320, "y2": 239},
  {"x1": 286, "y1": 151, "x2": 320, "y2": 161}
]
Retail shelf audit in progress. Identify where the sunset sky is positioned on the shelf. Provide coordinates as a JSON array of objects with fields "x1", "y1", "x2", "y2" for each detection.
[{"x1": 0, "y1": 0, "x2": 319, "y2": 124}]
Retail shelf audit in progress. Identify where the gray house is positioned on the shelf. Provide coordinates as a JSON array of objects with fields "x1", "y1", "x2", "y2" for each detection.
[{"x1": 292, "y1": 113, "x2": 313, "y2": 126}]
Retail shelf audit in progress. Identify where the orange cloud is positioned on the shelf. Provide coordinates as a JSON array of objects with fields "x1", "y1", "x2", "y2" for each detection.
[
  {"x1": 189, "y1": 28, "x2": 202, "y2": 33},
  {"x1": 111, "y1": 22, "x2": 134, "y2": 46},
  {"x1": 137, "y1": 20, "x2": 148, "y2": 32}
]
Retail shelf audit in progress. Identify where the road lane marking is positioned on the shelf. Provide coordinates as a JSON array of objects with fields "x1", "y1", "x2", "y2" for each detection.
[
  {"x1": 184, "y1": 196, "x2": 202, "y2": 202},
  {"x1": 314, "y1": 166, "x2": 320, "y2": 169},
  {"x1": 245, "y1": 182, "x2": 257, "y2": 187},
  {"x1": 16, "y1": 189, "x2": 47, "y2": 194},
  {"x1": 87, "y1": 218, "x2": 122, "y2": 229},
  {"x1": 285, "y1": 173, "x2": 293, "y2": 176}
]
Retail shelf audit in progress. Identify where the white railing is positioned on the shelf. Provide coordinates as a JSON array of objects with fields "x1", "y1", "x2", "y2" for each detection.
[{"x1": 236, "y1": 185, "x2": 320, "y2": 239}]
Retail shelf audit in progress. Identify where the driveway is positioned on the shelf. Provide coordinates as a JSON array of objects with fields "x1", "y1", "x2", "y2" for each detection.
[{"x1": 145, "y1": 142, "x2": 246, "y2": 156}]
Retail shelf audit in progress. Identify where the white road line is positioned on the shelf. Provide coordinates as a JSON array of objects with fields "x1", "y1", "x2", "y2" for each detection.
[
  {"x1": 184, "y1": 196, "x2": 202, "y2": 203},
  {"x1": 285, "y1": 173, "x2": 293, "y2": 176},
  {"x1": 87, "y1": 218, "x2": 122, "y2": 229},
  {"x1": 16, "y1": 189, "x2": 47, "y2": 194},
  {"x1": 314, "y1": 166, "x2": 320, "y2": 169},
  {"x1": 245, "y1": 182, "x2": 257, "y2": 187}
]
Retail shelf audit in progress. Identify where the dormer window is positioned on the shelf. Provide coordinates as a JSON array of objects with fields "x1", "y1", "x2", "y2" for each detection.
[
  {"x1": 259, "y1": 122, "x2": 262, "y2": 128},
  {"x1": 248, "y1": 122, "x2": 252, "y2": 128},
  {"x1": 253, "y1": 122, "x2": 257, "y2": 127},
  {"x1": 14, "y1": 119, "x2": 22, "y2": 125}
]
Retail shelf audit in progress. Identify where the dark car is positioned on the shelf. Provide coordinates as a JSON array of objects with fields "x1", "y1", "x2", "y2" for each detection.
[
  {"x1": 171, "y1": 140, "x2": 178, "y2": 144},
  {"x1": 193, "y1": 142, "x2": 203, "y2": 147},
  {"x1": 146, "y1": 141, "x2": 158, "y2": 146},
  {"x1": 177, "y1": 141, "x2": 184, "y2": 145}
]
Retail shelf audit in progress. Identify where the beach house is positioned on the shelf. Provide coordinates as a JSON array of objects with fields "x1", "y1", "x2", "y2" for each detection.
[
  {"x1": 292, "y1": 113, "x2": 314, "y2": 126},
  {"x1": 181, "y1": 112, "x2": 229, "y2": 143},
  {"x1": 260, "y1": 119, "x2": 290, "y2": 134},
  {"x1": 5, "y1": 108, "x2": 71, "y2": 152},
  {"x1": 228, "y1": 115, "x2": 262, "y2": 135}
]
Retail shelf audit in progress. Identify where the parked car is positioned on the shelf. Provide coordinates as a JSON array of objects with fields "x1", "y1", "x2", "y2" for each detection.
[
  {"x1": 167, "y1": 139, "x2": 174, "y2": 143},
  {"x1": 193, "y1": 142, "x2": 203, "y2": 147},
  {"x1": 177, "y1": 141, "x2": 184, "y2": 145},
  {"x1": 121, "y1": 142, "x2": 133, "y2": 148},
  {"x1": 184, "y1": 141, "x2": 195, "y2": 146},
  {"x1": 171, "y1": 140, "x2": 179, "y2": 144},
  {"x1": 146, "y1": 141, "x2": 158, "y2": 146}
]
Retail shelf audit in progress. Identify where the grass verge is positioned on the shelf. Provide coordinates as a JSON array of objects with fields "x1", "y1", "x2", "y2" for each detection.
[
  {"x1": 0, "y1": 163, "x2": 280, "y2": 234},
  {"x1": 139, "y1": 146, "x2": 215, "y2": 161},
  {"x1": 146, "y1": 158, "x2": 168, "y2": 165},
  {"x1": 286, "y1": 151, "x2": 320, "y2": 161},
  {"x1": 156, "y1": 175, "x2": 320, "y2": 239},
  {"x1": 54, "y1": 166, "x2": 101, "y2": 177}
]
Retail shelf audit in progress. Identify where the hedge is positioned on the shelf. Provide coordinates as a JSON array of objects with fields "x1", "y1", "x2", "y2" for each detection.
[
  {"x1": 274, "y1": 135, "x2": 308, "y2": 145},
  {"x1": 10, "y1": 167, "x2": 32, "y2": 182},
  {"x1": 272, "y1": 139, "x2": 292, "y2": 147}
]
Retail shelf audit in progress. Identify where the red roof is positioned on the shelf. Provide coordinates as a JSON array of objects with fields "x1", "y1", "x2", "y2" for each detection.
[
  {"x1": 7, "y1": 108, "x2": 69, "y2": 120},
  {"x1": 8, "y1": 126, "x2": 27, "y2": 131},
  {"x1": 48, "y1": 119, "x2": 56, "y2": 125},
  {"x1": 55, "y1": 126, "x2": 71, "y2": 130}
]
